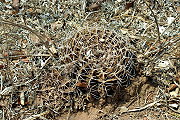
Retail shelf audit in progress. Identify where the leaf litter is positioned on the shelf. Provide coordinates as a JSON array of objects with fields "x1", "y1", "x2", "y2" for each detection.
[{"x1": 0, "y1": 0, "x2": 179, "y2": 119}]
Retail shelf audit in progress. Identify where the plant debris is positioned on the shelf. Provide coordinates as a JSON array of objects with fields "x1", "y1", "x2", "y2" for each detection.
[{"x1": 0, "y1": 0, "x2": 179, "y2": 119}]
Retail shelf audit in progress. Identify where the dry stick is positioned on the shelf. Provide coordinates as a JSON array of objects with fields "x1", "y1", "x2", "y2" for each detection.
[
  {"x1": 18, "y1": 56, "x2": 52, "y2": 86},
  {"x1": 83, "y1": 11, "x2": 99, "y2": 23},
  {"x1": 144, "y1": 15, "x2": 179, "y2": 59},
  {"x1": 151, "y1": 36, "x2": 179, "y2": 62},
  {"x1": 123, "y1": 100, "x2": 159, "y2": 113},
  {"x1": 23, "y1": 111, "x2": 49, "y2": 120},
  {"x1": 0, "y1": 54, "x2": 51, "y2": 59},
  {"x1": 168, "y1": 106, "x2": 180, "y2": 114},
  {"x1": 160, "y1": 14, "x2": 180, "y2": 36},
  {"x1": 143, "y1": 0, "x2": 160, "y2": 56},
  {"x1": 126, "y1": 96, "x2": 139, "y2": 108},
  {"x1": 0, "y1": 19, "x2": 55, "y2": 56},
  {"x1": 0, "y1": 19, "x2": 55, "y2": 86},
  {"x1": 4, "y1": 35, "x2": 14, "y2": 95}
]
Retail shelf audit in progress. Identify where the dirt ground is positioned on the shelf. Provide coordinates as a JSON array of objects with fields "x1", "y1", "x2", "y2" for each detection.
[{"x1": 57, "y1": 76, "x2": 179, "y2": 120}]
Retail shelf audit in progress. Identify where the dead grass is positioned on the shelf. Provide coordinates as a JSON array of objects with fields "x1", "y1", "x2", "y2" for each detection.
[{"x1": 0, "y1": 0, "x2": 179, "y2": 120}]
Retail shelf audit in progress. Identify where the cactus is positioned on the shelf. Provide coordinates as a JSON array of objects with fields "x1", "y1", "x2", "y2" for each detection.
[{"x1": 58, "y1": 27, "x2": 139, "y2": 110}]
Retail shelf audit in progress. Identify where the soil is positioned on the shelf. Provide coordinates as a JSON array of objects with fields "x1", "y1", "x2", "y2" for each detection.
[{"x1": 56, "y1": 76, "x2": 177, "y2": 120}]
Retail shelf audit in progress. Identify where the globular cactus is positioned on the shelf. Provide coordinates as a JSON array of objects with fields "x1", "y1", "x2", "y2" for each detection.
[{"x1": 58, "y1": 27, "x2": 139, "y2": 110}]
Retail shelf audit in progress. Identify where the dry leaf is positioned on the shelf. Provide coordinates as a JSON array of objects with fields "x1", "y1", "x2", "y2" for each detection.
[
  {"x1": 29, "y1": 33, "x2": 40, "y2": 44},
  {"x1": 27, "y1": 8, "x2": 33, "y2": 13},
  {"x1": 21, "y1": 58, "x2": 30, "y2": 63},
  {"x1": 76, "y1": 82, "x2": 88, "y2": 88},
  {"x1": 11, "y1": 10, "x2": 19, "y2": 14},
  {"x1": 119, "y1": 106, "x2": 128, "y2": 112},
  {"x1": 51, "y1": 21, "x2": 64, "y2": 31},
  {"x1": 99, "y1": 38, "x2": 105, "y2": 42},
  {"x1": 49, "y1": 45, "x2": 57, "y2": 54},
  {"x1": 143, "y1": 117, "x2": 149, "y2": 120},
  {"x1": 125, "y1": 1, "x2": 135, "y2": 10},
  {"x1": 12, "y1": 0, "x2": 20, "y2": 12},
  {"x1": 169, "y1": 92, "x2": 177, "y2": 97},
  {"x1": 175, "y1": 75, "x2": 180, "y2": 83},
  {"x1": 167, "y1": 17, "x2": 175, "y2": 25},
  {"x1": 167, "y1": 84, "x2": 178, "y2": 92},
  {"x1": 155, "y1": 60, "x2": 171, "y2": 70},
  {"x1": 0, "y1": 64, "x2": 5, "y2": 69},
  {"x1": 88, "y1": 3, "x2": 101, "y2": 11}
]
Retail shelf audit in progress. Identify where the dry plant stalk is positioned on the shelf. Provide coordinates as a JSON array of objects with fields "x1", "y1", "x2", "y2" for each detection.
[{"x1": 0, "y1": 19, "x2": 55, "y2": 57}]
